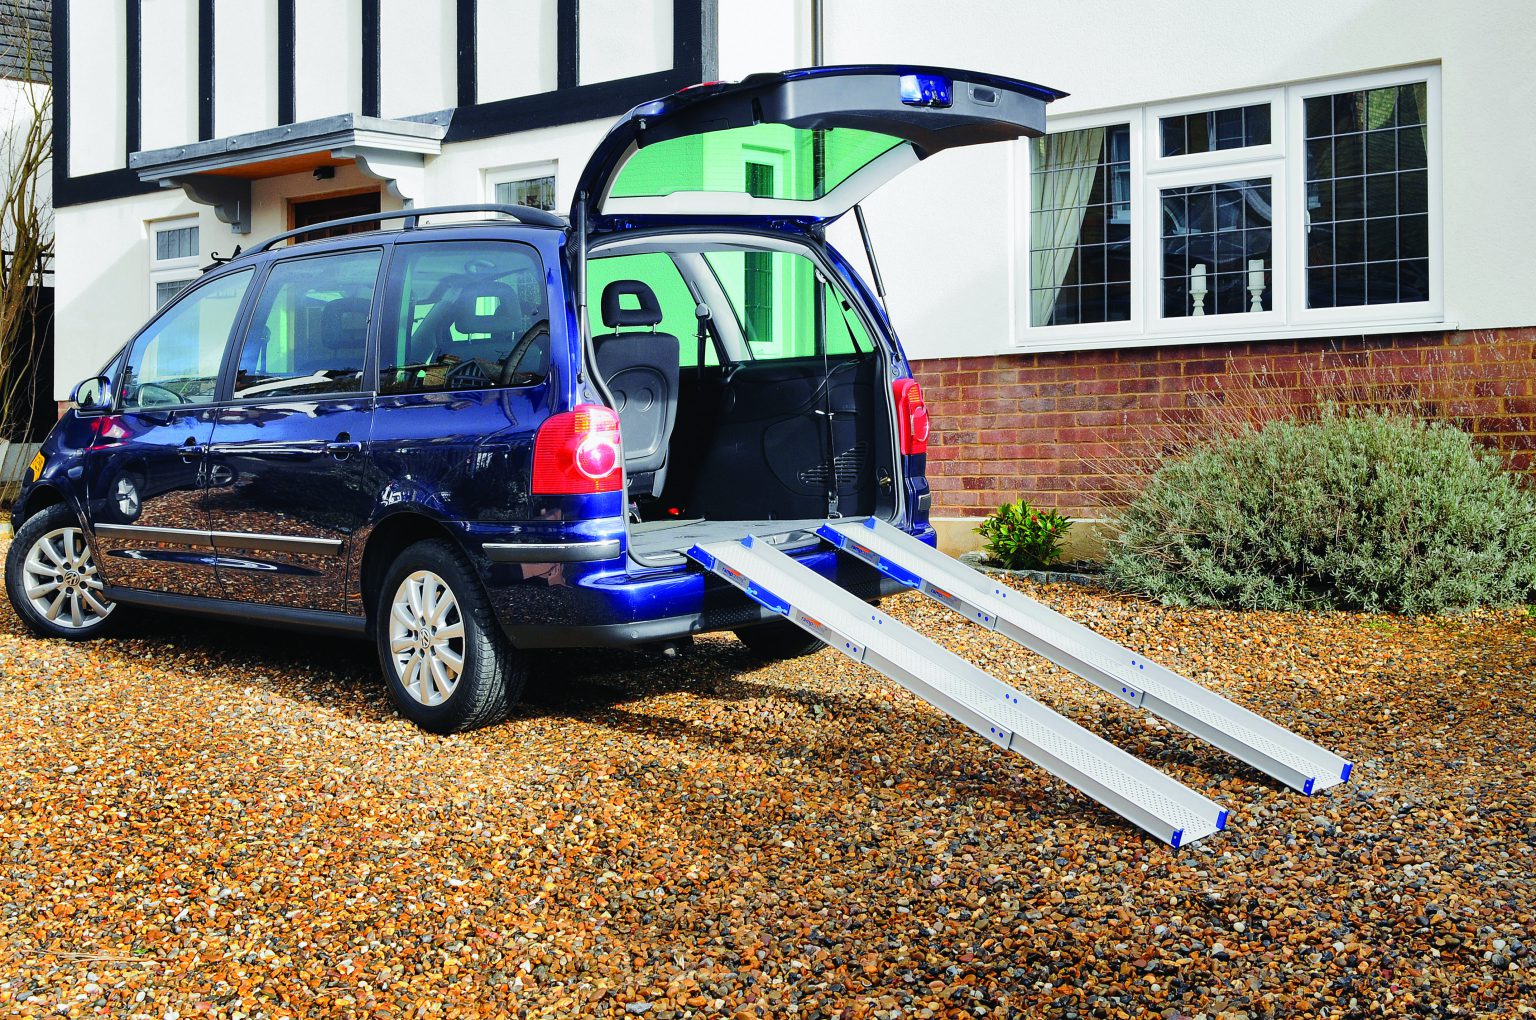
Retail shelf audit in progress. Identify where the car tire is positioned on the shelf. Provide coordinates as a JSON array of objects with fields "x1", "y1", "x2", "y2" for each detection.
[
  {"x1": 375, "y1": 537, "x2": 526, "y2": 734},
  {"x1": 733, "y1": 619, "x2": 824, "y2": 661},
  {"x1": 5, "y1": 504, "x2": 123, "y2": 640}
]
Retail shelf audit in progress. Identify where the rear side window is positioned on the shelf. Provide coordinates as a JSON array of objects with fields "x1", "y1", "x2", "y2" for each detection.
[
  {"x1": 119, "y1": 269, "x2": 254, "y2": 409},
  {"x1": 378, "y1": 240, "x2": 550, "y2": 395},
  {"x1": 702, "y1": 250, "x2": 874, "y2": 360},
  {"x1": 232, "y1": 249, "x2": 382, "y2": 399}
]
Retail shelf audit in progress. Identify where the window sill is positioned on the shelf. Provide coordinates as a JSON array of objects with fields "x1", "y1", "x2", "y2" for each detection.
[{"x1": 1008, "y1": 317, "x2": 1457, "y2": 356}]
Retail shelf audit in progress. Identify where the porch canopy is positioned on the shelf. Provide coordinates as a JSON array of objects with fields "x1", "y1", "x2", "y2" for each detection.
[{"x1": 128, "y1": 113, "x2": 448, "y2": 234}]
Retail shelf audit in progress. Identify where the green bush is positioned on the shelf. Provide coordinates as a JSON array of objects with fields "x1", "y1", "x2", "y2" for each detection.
[
  {"x1": 1105, "y1": 411, "x2": 1536, "y2": 613},
  {"x1": 978, "y1": 500, "x2": 1073, "y2": 571}
]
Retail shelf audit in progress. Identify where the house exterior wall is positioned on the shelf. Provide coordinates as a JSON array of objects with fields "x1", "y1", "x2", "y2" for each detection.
[{"x1": 48, "y1": 1, "x2": 1536, "y2": 543}]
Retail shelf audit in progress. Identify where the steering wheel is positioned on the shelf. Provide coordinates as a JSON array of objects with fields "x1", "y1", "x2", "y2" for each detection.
[
  {"x1": 134, "y1": 382, "x2": 184, "y2": 408},
  {"x1": 497, "y1": 319, "x2": 550, "y2": 387}
]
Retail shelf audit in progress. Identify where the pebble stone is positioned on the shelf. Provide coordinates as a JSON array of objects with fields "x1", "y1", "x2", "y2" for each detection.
[{"x1": 0, "y1": 552, "x2": 1533, "y2": 1018}]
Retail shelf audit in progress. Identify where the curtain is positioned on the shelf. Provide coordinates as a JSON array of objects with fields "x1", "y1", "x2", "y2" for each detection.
[{"x1": 1030, "y1": 127, "x2": 1105, "y2": 326}]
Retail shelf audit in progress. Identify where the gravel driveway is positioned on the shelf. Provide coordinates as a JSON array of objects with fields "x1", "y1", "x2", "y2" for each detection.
[{"x1": 0, "y1": 556, "x2": 1533, "y2": 1018}]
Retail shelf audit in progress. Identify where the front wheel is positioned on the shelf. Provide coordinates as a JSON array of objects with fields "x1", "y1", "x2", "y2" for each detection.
[
  {"x1": 6, "y1": 505, "x2": 121, "y2": 639},
  {"x1": 375, "y1": 538, "x2": 526, "y2": 733}
]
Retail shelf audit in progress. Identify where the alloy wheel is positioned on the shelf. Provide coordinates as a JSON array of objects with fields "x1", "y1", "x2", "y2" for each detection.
[
  {"x1": 388, "y1": 569, "x2": 466, "y2": 707},
  {"x1": 22, "y1": 527, "x2": 114, "y2": 630}
]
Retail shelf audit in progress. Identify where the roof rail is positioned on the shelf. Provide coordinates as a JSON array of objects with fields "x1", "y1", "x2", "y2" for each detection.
[{"x1": 248, "y1": 203, "x2": 567, "y2": 255}]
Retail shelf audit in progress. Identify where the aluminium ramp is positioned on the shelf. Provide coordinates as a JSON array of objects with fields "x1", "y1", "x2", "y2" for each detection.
[
  {"x1": 819, "y1": 517, "x2": 1352, "y2": 795},
  {"x1": 687, "y1": 536, "x2": 1227, "y2": 848}
]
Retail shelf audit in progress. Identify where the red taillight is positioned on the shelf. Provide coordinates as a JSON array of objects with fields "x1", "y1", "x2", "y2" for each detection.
[
  {"x1": 892, "y1": 378, "x2": 930, "y2": 456},
  {"x1": 87, "y1": 415, "x2": 130, "y2": 450},
  {"x1": 532, "y1": 405, "x2": 623, "y2": 495}
]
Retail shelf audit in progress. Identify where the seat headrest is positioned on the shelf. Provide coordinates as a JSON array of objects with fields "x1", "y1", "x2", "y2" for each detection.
[
  {"x1": 453, "y1": 280, "x2": 524, "y2": 336},
  {"x1": 601, "y1": 280, "x2": 663, "y2": 329},
  {"x1": 320, "y1": 296, "x2": 372, "y2": 351}
]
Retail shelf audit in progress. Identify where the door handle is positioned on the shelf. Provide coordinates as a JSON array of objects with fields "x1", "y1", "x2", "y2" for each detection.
[
  {"x1": 178, "y1": 441, "x2": 207, "y2": 462},
  {"x1": 326, "y1": 438, "x2": 363, "y2": 459}
]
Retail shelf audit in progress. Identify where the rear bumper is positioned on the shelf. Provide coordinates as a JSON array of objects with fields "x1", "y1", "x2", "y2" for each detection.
[{"x1": 483, "y1": 524, "x2": 936, "y2": 649}]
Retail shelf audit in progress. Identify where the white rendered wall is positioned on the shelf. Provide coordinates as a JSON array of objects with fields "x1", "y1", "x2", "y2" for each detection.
[
  {"x1": 380, "y1": 0, "x2": 455, "y2": 117},
  {"x1": 0, "y1": 78, "x2": 50, "y2": 259},
  {"x1": 53, "y1": 193, "x2": 210, "y2": 394},
  {"x1": 716, "y1": 0, "x2": 808, "y2": 82},
  {"x1": 478, "y1": 0, "x2": 559, "y2": 102},
  {"x1": 579, "y1": 0, "x2": 671, "y2": 85},
  {"x1": 139, "y1": 0, "x2": 198, "y2": 151},
  {"x1": 212, "y1": 0, "x2": 277, "y2": 138},
  {"x1": 294, "y1": 0, "x2": 362, "y2": 122},
  {"x1": 67, "y1": 0, "x2": 125, "y2": 175}
]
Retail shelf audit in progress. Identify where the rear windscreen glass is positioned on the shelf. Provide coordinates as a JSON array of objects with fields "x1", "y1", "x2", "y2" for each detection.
[{"x1": 608, "y1": 124, "x2": 904, "y2": 202}]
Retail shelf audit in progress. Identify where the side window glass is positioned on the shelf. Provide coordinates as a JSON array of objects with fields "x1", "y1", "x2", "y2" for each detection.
[
  {"x1": 233, "y1": 250, "x2": 382, "y2": 399},
  {"x1": 379, "y1": 240, "x2": 550, "y2": 395},
  {"x1": 823, "y1": 283, "x2": 874, "y2": 355},
  {"x1": 119, "y1": 268, "x2": 254, "y2": 410},
  {"x1": 702, "y1": 250, "x2": 873, "y2": 361},
  {"x1": 586, "y1": 252, "x2": 717, "y2": 368}
]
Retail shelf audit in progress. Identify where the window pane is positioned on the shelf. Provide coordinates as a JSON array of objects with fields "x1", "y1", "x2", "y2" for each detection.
[
  {"x1": 1160, "y1": 103, "x2": 1271, "y2": 157},
  {"x1": 121, "y1": 270, "x2": 254, "y2": 409},
  {"x1": 494, "y1": 175, "x2": 557, "y2": 212},
  {"x1": 609, "y1": 124, "x2": 903, "y2": 202},
  {"x1": 1160, "y1": 179, "x2": 1273, "y2": 317},
  {"x1": 155, "y1": 278, "x2": 192, "y2": 309},
  {"x1": 154, "y1": 224, "x2": 199, "y2": 262},
  {"x1": 233, "y1": 250, "x2": 382, "y2": 399},
  {"x1": 1305, "y1": 81, "x2": 1430, "y2": 308},
  {"x1": 378, "y1": 241, "x2": 550, "y2": 395},
  {"x1": 702, "y1": 250, "x2": 874, "y2": 361},
  {"x1": 1029, "y1": 124, "x2": 1132, "y2": 327}
]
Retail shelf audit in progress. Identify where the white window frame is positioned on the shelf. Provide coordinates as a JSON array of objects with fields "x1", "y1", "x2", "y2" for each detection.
[
  {"x1": 1014, "y1": 65, "x2": 1443, "y2": 353},
  {"x1": 1286, "y1": 66, "x2": 1443, "y2": 331},
  {"x1": 1143, "y1": 158, "x2": 1288, "y2": 333},
  {"x1": 147, "y1": 215, "x2": 201, "y2": 313},
  {"x1": 483, "y1": 160, "x2": 559, "y2": 212},
  {"x1": 1016, "y1": 111, "x2": 1146, "y2": 346}
]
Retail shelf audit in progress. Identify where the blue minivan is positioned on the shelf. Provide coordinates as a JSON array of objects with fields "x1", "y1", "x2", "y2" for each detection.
[{"x1": 7, "y1": 67, "x2": 1060, "y2": 731}]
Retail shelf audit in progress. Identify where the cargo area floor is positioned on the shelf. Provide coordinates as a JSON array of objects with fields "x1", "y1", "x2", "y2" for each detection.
[{"x1": 628, "y1": 518, "x2": 828, "y2": 564}]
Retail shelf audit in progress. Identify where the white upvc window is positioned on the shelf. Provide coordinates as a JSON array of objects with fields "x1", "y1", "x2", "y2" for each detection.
[
  {"x1": 148, "y1": 216, "x2": 201, "y2": 311},
  {"x1": 1017, "y1": 66, "x2": 1442, "y2": 352},
  {"x1": 484, "y1": 161, "x2": 559, "y2": 213}
]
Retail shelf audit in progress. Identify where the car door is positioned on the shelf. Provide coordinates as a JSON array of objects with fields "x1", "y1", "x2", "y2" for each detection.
[
  {"x1": 84, "y1": 268, "x2": 257, "y2": 597},
  {"x1": 204, "y1": 247, "x2": 384, "y2": 613}
]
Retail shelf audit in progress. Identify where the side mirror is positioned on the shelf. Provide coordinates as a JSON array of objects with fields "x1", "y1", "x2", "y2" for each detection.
[{"x1": 70, "y1": 376, "x2": 111, "y2": 411}]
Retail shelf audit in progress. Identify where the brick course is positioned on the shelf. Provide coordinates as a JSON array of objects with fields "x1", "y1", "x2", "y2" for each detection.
[{"x1": 914, "y1": 327, "x2": 1536, "y2": 519}]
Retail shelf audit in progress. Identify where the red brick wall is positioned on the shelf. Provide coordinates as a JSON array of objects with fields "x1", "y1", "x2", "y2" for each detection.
[{"x1": 914, "y1": 327, "x2": 1536, "y2": 520}]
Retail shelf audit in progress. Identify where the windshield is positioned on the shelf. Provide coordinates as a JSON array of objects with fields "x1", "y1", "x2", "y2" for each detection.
[{"x1": 608, "y1": 124, "x2": 905, "y2": 203}]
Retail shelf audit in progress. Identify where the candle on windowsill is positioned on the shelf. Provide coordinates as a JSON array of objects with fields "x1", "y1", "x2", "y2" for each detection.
[{"x1": 1248, "y1": 258, "x2": 1266, "y2": 312}]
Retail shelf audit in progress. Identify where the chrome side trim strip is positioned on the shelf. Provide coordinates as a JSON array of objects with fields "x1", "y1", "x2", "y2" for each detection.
[
  {"x1": 95, "y1": 524, "x2": 213, "y2": 549},
  {"x1": 483, "y1": 539, "x2": 623, "y2": 563},
  {"x1": 209, "y1": 531, "x2": 343, "y2": 556},
  {"x1": 94, "y1": 524, "x2": 342, "y2": 556}
]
